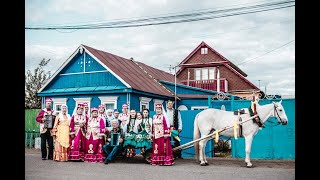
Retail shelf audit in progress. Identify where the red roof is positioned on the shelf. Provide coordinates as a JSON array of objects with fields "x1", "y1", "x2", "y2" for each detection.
[
  {"x1": 176, "y1": 41, "x2": 247, "y2": 77},
  {"x1": 83, "y1": 45, "x2": 175, "y2": 97},
  {"x1": 175, "y1": 41, "x2": 259, "y2": 90},
  {"x1": 136, "y1": 62, "x2": 183, "y2": 84}
]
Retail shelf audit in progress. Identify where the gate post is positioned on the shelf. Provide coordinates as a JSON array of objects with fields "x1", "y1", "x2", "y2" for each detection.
[{"x1": 230, "y1": 95, "x2": 236, "y2": 158}]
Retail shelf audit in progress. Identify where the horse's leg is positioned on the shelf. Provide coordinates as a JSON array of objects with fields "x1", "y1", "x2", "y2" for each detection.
[
  {"x1": 202, "y1": 138, "x2": 209, "y2": 165},
  {"x1": 198, "y1": 139, "x2": 206, "y2": 165},
  {"x1": 244, "y1": 135, "x2": 253, "y2": 168}
]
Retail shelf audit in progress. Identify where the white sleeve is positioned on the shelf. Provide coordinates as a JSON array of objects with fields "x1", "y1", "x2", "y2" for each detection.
[{"x1": 178, "y1": 111, "x2": 182, "y2": 130}]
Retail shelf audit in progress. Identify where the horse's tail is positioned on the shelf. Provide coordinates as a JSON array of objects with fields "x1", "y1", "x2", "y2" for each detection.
[{"x1": 194, "y1": 113, "x2": 200, "y2": 163}]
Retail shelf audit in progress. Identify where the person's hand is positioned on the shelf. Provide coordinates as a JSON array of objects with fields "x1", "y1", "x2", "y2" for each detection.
[
  {"x1": 178, "y1": 129, "x2": 182, "y2": 133},
  {"x1": 107, "y1": 138, "x2": 111, "y2": 142},
  {"x1": 41, "y1": 117, "x2": 46, "y2": 122},
  {"x1": 121, "y1": 120, "x2": 126, "y2": 125},
  {"x1": 80, "y1": 123, "x2": 84, "y2": 128},
  {"x1": 164, "y1": 134, "x2": 170, "y2": 139},
  {"x1": 119, "y1": 138, "x2": 123, "y2": 143}
]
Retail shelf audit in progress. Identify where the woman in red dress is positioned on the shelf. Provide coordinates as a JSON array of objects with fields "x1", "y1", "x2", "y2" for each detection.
[{"x1": 150, "y1": 104, "x2": 174, "y2": 166}]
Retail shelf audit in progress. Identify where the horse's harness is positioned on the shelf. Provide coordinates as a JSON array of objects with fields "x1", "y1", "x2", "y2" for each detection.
[{"x1": 232, "y1": 101, "x2": 282, "y2": 137}]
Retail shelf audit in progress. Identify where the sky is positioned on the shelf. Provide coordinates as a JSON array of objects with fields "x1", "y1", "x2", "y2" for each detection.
[{"x1": 25, "y1": 0, "x2": 295, "y2": 96}]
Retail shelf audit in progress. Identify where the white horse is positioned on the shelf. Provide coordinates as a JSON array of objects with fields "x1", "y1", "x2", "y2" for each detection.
[{"x1": 193, "y1": 100, "x2": 288, "y2": 167}]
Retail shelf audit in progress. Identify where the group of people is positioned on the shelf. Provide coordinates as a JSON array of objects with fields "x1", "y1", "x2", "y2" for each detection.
[{"x1": 36, "y1": 98, "x2": 183, "y2": 166}]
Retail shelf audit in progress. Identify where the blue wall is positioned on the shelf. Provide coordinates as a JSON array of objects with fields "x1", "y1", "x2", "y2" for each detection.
[
  {"x1": 46, "y1": 72, "x2": 125, "y2": 89},
  {"x1": 130, "y1": 93, "x2": 167, "y2": 112},
  {"x1": 163, "y1": 83, "x2": 214, "y2": 95},
  {"x1": 44, "y1": 94, "x2": 128, "y2": 115},
  {"x1": 44, "y1": 52, "x2": 125, "y2": 90},
  {"x1": 61, "y1": 52, "x2": 105, "y2": 74},
  {"x1": 178, "y1": 99, "x2": 209, "y2": 110}
]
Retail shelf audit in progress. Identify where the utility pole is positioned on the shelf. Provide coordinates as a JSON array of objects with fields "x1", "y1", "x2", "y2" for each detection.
[
  {"x1": 174, "y1": 65, "x2": 177, "y2": 109},
  {"x1": 169, "y1": 63, "x2": 178, "y2": 109}
]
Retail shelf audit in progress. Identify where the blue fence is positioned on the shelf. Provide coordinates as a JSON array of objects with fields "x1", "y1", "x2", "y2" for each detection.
[
  {"x1": 230, "y1": 98, "x2": 295, "y2": 159},
  {"x1": 176, "y1": 97, "x2": 295, "y2": 159}
]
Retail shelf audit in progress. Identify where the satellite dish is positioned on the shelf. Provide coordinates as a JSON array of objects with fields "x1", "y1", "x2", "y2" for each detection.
[{"x1": 178, "y1": 105, "x2": 188, "y2": 111}]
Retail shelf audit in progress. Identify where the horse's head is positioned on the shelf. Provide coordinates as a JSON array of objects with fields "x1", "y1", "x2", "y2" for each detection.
[{"x1": 272, "y1": 100, "x2": 288, "y2": 125}]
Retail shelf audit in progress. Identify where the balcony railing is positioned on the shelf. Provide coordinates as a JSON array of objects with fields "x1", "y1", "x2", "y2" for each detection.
[{"x1": 181, "y1": 78, "x2": 228, "y2": 92}]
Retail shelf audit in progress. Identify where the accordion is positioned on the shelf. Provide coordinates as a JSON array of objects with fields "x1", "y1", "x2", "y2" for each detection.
[
  {"x1": 110, "y1": 133, "x2": 120, "y2": 146},
  {"x1": 44, "y1": 115, "x2": 55, "y2": 129}
]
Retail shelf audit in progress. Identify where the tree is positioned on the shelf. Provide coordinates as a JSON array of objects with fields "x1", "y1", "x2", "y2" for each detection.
[{"x1": 25, "y1": 58, "x2": 52, "y2": 109}]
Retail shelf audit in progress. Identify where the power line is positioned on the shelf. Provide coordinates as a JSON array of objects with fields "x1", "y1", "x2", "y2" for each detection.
[
  {"x1": 25, "y1": 0, "x2": 295, "y2": 30},
  {"x1": 27, "y1": 0, "x2": 281, "y2": 27},
  {"x1": 236, "y1": 39, "x2": 295, "y2": 66}
]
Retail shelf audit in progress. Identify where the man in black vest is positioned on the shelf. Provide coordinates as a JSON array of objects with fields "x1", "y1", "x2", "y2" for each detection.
[{"x1": 165, "y1": 100, "x2": 183, "y2": 159}]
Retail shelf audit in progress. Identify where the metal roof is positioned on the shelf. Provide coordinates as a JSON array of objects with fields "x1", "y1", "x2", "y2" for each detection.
[{"x1": 83, "y1": 45, "x2": 175, "y2": 97}]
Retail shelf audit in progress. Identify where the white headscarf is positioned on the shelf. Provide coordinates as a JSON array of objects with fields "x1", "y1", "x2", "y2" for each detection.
[{"x1": 59, "y1": 104, "x2": 71, "y2": 124}]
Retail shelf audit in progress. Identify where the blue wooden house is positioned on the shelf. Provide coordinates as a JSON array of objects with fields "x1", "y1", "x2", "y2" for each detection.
[{"x1": 38, "y1": 44, "x2": 220, "y2": 114}]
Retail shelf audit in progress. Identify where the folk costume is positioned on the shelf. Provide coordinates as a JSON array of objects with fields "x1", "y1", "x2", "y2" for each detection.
[
  {"x1": 52, "y1": 104, "x2": 70, "y2": 161},
  {"x1": 118, "y1": 104, "x2": 130, "y2": 133},
  {"x1": 166, "y1": 107, "x2": 183, "y2": 158},
  {"x1": 35, "y1": 98, "x2": 56, "y2": 160},
  {"x1": 83, "y1": 107, "x2": 106, "y2": 163},
  {"x1": 68, "y1": 103, "x2": 87, "y2": 161},
  {"x1": 150, "y1": 104, "x2": 174, "y2": 166},
  {"x1": 103, "y1": 119, "x2": 124, "y2": 164}
]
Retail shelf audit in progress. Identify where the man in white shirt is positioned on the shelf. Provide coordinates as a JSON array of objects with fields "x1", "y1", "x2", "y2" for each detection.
[{"x1": 165, "y1": 100, "x2": 183, "y2": 159}]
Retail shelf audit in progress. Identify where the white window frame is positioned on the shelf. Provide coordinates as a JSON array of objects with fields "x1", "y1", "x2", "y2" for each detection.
[
  {"x1": 73, "y1": 97, "x2": 92, "y2": 116},
  {"x1": 209, "y1": 68, "x2": 215, "y2": 80},
  {"x1": 98, "y1": 96, "x2": 118, "y2": 111},
  {"x1": 51, "y1": 98, "x2": 68, "y2": 114},
  {"x1": 191, "y1": 106, "x2": 208, "y2": 110},
  {"x1": 139, "y1": 97, "x2": 152, "y2": 111},
  {"x1": 202, "y1": 68, "x2": 209, "y2": 80},
  {"x1": 153, "y1": 99, "x2": 164, "y2": 111},
  {"x1": 195, "y1": 69, "x2": 201, "y2": 80},
  {"x1": 201, "y1": 47, "x2": 208, "y2": 54}
]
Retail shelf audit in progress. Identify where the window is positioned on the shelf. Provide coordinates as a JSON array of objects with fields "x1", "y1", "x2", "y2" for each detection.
[
  {"x1": 209, "y1": 68, "x2": 215, "y2": 80},
  {"x1": 201, "y1": 48, "x2": 208, "y2": 54},
  {"x1": 98, "y1": 96, "x2": 118, "y2": 111},
  {"x1": 202, "y1": 68, "x2": 208, "y2": 80},
  {"x1": 195, "y1": 69, "x2": 201, "y2": 80},
  {"x1": 140, "y1": 97, "x2": 152, "y2": 111},
  {"x1": 105, "y1": 103, "x2": 115, "y2": 110},
  {"x1": 73, "y1": 97, "x2": 91, "y2": 116},
  {"x1": 153, "y1": 99, "x2": 164, "y2": 111},
  {"x1": 191, "y1": 106, "x2": 208, "y2": 110},
  {"x1": 195, "y1": 68, "x2": 216, "y2": 80},
  {"x1": 51, "y1": 98, "x2": 68, "y2": 115}
]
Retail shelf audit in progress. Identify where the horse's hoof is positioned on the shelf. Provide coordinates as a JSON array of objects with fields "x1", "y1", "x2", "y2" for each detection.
[
  {"x1": 246, "y1": 163, "x2": 253, "y2": 168},
  {"x1": 205, "y1": 162, "x2": 209, "y2": 165},
  {"x1": 200, "y1": 163, "x2": 207, "y2": 166}
]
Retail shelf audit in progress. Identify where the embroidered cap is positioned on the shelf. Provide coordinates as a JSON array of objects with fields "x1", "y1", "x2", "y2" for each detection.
[
  {"x1": 91, "y1": 107, "x2": 98, "y2": 112},
  {"x1": 45, "y1": 98, "x2": 53, "y2": 103},
  {"x1": 98, "y1": 104, "x2": 105, "y2": 109},
  {"x1": 155, "y1": 104, "x2": 162, "y2": 108},
  {"x1": 77, "y1": 103, "x2": 84, "y2": 108},
  {"x1": 83, "y1": 102, "x2": 88, "y2": 107},
  {"x1": 122, "y1": 104, "x2": 128, "y2": 108}
]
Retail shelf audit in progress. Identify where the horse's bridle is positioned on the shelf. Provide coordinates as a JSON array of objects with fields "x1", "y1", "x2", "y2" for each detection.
[{"x1": 268, "y1": 103, "x2": 283, "y2": 125}]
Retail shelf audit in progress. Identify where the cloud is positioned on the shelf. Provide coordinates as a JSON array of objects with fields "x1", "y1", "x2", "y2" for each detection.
[{"x1": 25, "y1": 0, "x2": 295, "y2": 95}]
